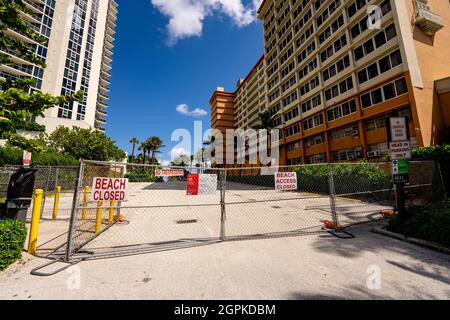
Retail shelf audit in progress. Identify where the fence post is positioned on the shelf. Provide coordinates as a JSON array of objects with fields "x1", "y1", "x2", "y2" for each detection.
[
  {"x1": 52, "y1": 186, "x2": 61, "y2": 219},
  {"x1": 82, "y1": 186, "x2": 90, "y2": 219},
  {"x1": 54, "y1": 167, "x2": 59, "y2": 191},
  {"x1": 65, "y1": 161, "x2": 84, "y2": 262},
  {"x1": 220, "y1": 169, "x2": 227, "y2": 241},
  {"x1": 28, "y1": 189, "x2": 43, "y2": 255},
  {"x1": 108, "y1": 200, "x2": 115, "y2": 225},
  {"x1": 327, "y1": 163, "x2": 339, "y2": 230},
  {"x1": 95, "y1": 201, "x2": 103, "y2": 234}
]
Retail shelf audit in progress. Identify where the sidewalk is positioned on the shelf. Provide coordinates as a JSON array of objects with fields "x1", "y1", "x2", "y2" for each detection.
[{"x1": 1, "y1": 221, "x2": 449, "y2": 300}]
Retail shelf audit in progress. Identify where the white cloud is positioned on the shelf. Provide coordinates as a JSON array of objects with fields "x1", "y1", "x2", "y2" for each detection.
[
  {"x1": 176, "y1": 104, "x2": 208, "y2": 117},
  {"x1": 170, "y1": 147, "x2": 191, "y2": 159},
  {"x1": 151, "y1": 0, "x2": 262, "y2": 44}
]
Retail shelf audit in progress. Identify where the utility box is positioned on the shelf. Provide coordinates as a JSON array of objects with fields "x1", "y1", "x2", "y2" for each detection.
[{"x1": 0, "y1": 167, "x2": 37, "y2": 221}]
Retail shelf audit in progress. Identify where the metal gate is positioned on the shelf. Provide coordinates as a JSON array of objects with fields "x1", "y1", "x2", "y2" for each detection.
[{"x1": 55, "y1": 160, "x2": 445, "y2": 262}]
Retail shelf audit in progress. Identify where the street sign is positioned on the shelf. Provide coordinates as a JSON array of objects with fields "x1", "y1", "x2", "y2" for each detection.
[
  {"x1": 392, "y1": 160, "x2": 409, "y2": 183},
  {"x1": 186, "y1": 174, "x2": 217, "y2": 195},
  {"x1": 274, "y1": 172, "x2": 297, "y2": 191},
  {"x1": 389, "y1": 141, "x2": 411, "y2": 160},
  {"x1": 23, "y1": 151, "x2": 32, "y2": 166},
  {"x1": 90, "y1": 177, "x2": 128, "y2": 201},
  {"x1": 155, "y1": 169, "x2": 184, "y2": 177},
  {"x1": 389, "y1": 117, "x2": 408, "y2": 142}
]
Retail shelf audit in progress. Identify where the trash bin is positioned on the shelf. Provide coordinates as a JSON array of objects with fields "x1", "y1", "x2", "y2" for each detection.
[{"x1": 0, "y1": 167, "x2": 37, "y2": 221}]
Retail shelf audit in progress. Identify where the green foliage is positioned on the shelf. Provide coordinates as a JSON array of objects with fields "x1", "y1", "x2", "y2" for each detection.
[
  {"x1": 292, "y1": 162, "x2": 391, "y2": 194},
  {"x1": 0, "y1": 145, "x2": 78, "y2": 166},
  {"x1": 412, "y1": 144, "x2": 450, "y2": 195},
  {"x1": 41, "y1": 126, "x2": 126, "y2": 161},
  {"x1": 388, "y1": 201, "x2": 450, "y2": 247},
  {"x1": 0, "y1": 219, "x2": 27, "y2": 271},
  {"x1": 125, "y1": 169, "x2": 163, "y2": 182},
  {"x1": 0, "y1": 0, "x2": 83, "y2": 152}
]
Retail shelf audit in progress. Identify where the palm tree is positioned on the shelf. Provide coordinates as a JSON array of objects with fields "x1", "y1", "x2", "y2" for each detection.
[
  {"x1": 254, "y1": 110, "x2": 276, "y2": 130},
  {"x1": 139, "y1": 141, "x2": 148, "y2": 164},
  {"x1": 129, "y1": 137, "x2": 139, "y2": 162},
  {"x1": 147, "y1": 136, "x2": 165, "y2": 165}
]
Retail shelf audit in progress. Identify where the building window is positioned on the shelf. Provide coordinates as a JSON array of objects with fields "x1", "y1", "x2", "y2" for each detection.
[
  {"x1": 303, "y1": 114, "x2": 324, "y2": 131},
  {"x1": 327, "y1": 99, "x2": 357, "y2": 122},
  {"x1": 307, "y1": 152, "x2": 327, "y2": 164},
  {"x1": 330, "y1": 124, "x2": 359, "y2": 140},
  {"x1": 332, "y1": 147, "x2": 363, "y2": 161},
  {"x1": 360, "y1": 77, "x2": 408, "y2": 109},
  {"x1": 305, "y1": 134, "x2": 325, "y2": 147},
  {"x1": 357, "y1": 49, "x2": 402, "y2": 84}
]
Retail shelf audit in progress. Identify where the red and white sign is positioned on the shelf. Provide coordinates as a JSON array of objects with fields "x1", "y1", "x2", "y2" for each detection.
[
  {"x1": 389, "y1": 117, "x2": 408, "y2": 142},
  {"x1": 23, "y1": 151, "x2": 32, "y2": 166},
  {"x1": 90, "y1": 177, "x2": 128, "y2": 201},
  {"x1": 186, "y1": 174, "x2": 217, "y2": 195},
  {"x1": 155, "y1": 169, "x2": 184, "y2": 177},
  {"x1": 389, "y1": 141, "x2": 411, "y2": 160},
  {"x1": 275, "y1": 172, "x2": 297, "y2": 191}
]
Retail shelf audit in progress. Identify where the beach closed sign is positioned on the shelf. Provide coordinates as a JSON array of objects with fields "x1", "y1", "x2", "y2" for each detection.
[
  {"x1": 90, "y1": 177, "x2": 128, "y2": 202},
  {"x1": 275, "y1": 172, "x2": 297, "y2": 191}
]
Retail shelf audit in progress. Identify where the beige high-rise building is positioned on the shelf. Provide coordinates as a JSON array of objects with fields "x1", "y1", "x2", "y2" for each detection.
[
  {"x1": 211, "y1": 0, "x2": 450, "y2": 166},
  {"x1": 0, "y1": 0, "x2": 118, "y2": 132}
]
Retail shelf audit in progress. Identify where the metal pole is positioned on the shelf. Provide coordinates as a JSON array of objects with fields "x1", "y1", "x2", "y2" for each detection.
[
  {"x1": 65, "y1": 161, "x2": 84, "y2": 262},
  {"x1": 220, "y1": 169, "x2": 227, "y2": 241},
  {"x1": 54, "y1": 168, "x2": 59, "y2": 191},
  {"x1": 327, "y1": 163, "x2": 338, "y2": 229}
]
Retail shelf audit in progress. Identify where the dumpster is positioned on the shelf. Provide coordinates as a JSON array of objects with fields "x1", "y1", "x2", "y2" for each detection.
[{"x1": 0, "y1": 166, "x2": 37, "y2": 221}]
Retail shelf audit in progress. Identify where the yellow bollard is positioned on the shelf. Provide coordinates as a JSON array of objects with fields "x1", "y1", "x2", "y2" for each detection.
[
  {"x1": 108, "y1": 201, "x2": 115, "y2": 225},
  {"x1": 52, "y1": 186, "x2": 61, "y2": 219},
  {"x1": 95, "y1": 201, "x2": 103, "y2": 234},
  {"x1": 82, "y1": 186, "x2": 89, "y2": 219},
  {"x1": 28, "y1": 189, "x2": 43, "y2": 255}
]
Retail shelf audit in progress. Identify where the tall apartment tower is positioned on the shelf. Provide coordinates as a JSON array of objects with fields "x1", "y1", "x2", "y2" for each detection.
[
  {"x1": 0, "y1": 0, "x2": 118, "y2": 132},
  {"x1": 210, "y1": 0, "x2": 450, "y2": 165}
]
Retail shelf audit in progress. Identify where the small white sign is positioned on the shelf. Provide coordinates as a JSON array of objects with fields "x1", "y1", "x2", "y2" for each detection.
[
  {"x1": 23, "y1": 151, "x2": 32, "y2": 166},
  {"x1": 389, "y1": 141, "x2": 411, "y2": 160},
  {"x1": 198, "y1": 174, "x2": 217, "y2": 195},
  {"x1": 275, "y1": 172, "x2": 297, "y2": 191},
  {"x1": 389, "y1": 117, "x2": 408, "y2": 142},
  {"x1": 90, "y1": 177, "x2": 128, "y2": 202}
]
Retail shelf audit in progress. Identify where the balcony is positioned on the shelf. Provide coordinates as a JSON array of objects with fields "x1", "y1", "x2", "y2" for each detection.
[
  {"x1": 96, "y1": 108, "x2": 107, "y2": 116},
  {"x1": 95, "y1": 116, "x2": 106, "y2": 123},
  {"x1": 23, "y1": 0, "x2": 44, "y2": 14},
  {"x1": 4, "y1": 28, "x2": 39, "y2": 45},
  {"x1": 0, "y1": 48, "x2": 35, "y2": 66},
  {"x1": 0, "y1": 64, "x2": 31, "y2": 77},
  {"x1": 19, "y1": 11, "x2": 41, "y2": 25},
  {"x1": 413, "y1": 0, "x2": 444, "y2": 36}
]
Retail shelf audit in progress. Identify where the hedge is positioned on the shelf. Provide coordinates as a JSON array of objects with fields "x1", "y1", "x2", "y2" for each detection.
[
  {"x1": 387, "y1": 200, "x2": 450, "y2": 247},
  {"x1": 0, "y1": 146, "x2": 78, "y2": 166},
  {"x1": 0, "y1": 219, "x2": 27, "y2": 271},
  {"x1": 412, "y1": 144, "x2": 450, "y2": 196},
  {"x1": 227, "y1": 162, "x2": 391, "y2": 196},
  {"x1": 125, "y1": 169, "x2": 163, "y2": 182}
]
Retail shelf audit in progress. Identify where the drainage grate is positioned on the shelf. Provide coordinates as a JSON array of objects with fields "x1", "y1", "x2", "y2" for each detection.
[
  {"x1": 176, "y1": 219, "x2": 198, "y2": 224},
  {"x1": 271, "y1": 206, "x2": 282, "y2": 209}
]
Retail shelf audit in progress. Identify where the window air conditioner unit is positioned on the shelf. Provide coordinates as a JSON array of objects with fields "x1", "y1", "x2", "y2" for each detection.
[
  {"x1": 413, "y1": 0, "x2": 444, "y2": 36},
  {"x1": 367, "y1": 151, "x2": 380, "y2": 158},
  {"x1": 347, "y1": 154, "x2": 355, "y2": 160}
]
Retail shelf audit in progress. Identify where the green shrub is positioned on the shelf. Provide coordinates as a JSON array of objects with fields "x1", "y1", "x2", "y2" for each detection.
[
  {"x1": 387, "y1": 201, "x2": 450, "y2": 247},
  {"x1": 292, "y1": 162, "x2": 391, "y2": 195},
  {"x1": 0, "y1": 219, "x2": 27, "y2": 271},
  {"x1": 125, "y1": 169, "x2": 163, "y2": 182},
  {"x1": 412, "y1": 144, "x2": 450, "y2": 196},
  {"x1": 0, "y1": 146, "x2": 78, "y2": 167}
]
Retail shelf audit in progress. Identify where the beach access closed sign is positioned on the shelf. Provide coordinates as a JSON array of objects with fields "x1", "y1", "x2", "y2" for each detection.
[
  {"x1": 90, "y1": 177, "x2": 128, "y2": 201},
  {"x1": 186, "y1": 174, "x2": 217, "y2": 195},
  {"x1": 275, "y1": 172, "x2": 297, "y2": 191},
  {"x1": 155, "y1": 169, "x2": 184, "y2": 177}
]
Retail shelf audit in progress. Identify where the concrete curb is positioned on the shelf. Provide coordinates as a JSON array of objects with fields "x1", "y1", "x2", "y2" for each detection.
[{"x1": 371, "y1": 227, "x2": 450, "y2": 255}]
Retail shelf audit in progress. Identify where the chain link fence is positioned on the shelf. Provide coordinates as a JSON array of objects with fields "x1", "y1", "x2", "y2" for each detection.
[{"x1": 15, "y1": 160, "x2": 443, "y2": 262}]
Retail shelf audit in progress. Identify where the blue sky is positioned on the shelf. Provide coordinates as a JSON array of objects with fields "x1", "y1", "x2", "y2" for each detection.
[{"x1": 106, "y1": 0, "x2": 264, "y2": 163}]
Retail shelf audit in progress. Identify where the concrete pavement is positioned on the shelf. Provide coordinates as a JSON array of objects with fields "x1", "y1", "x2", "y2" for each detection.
[{"x1": 1, "y1": 221, "x2": 449, "y2": 300}]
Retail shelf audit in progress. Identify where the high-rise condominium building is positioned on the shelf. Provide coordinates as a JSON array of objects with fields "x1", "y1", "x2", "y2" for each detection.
[
  {"x1": 210, "y1": 0, "x2": 450, "y2": 165},
  {"x1": 0, "y1": 0, "x2": 118, "y2": 132}
]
